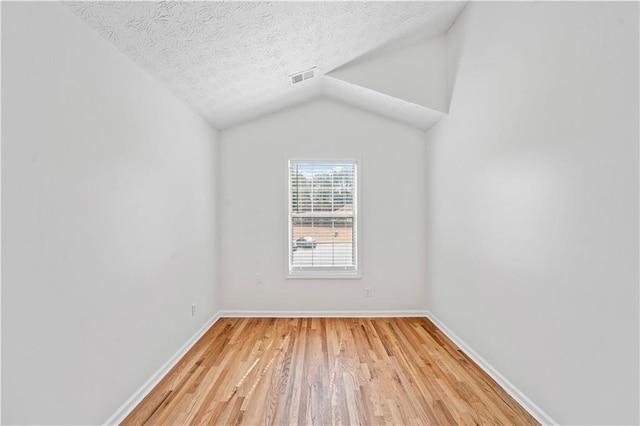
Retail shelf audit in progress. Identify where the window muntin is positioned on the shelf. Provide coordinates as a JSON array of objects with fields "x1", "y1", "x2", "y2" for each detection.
[{"x1": 288, "y1": 160, "x2": 358, "y2": 277}]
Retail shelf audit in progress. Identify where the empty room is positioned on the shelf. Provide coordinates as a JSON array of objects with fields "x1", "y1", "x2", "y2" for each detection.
[{"x1": 2, "y1": 1, "x2": 638, "y2": 425}]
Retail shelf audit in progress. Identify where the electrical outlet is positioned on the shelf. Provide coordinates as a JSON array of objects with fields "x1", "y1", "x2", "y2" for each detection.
[
  {"x1": 256, "y1": 272, "x2": 263, "y2": 284},
  {"x1": 365, "y1": 287, "x2": 371, "y2": 298},
  {"x1": 191, "y1": 303, "x2": 197, "y2": 316}
]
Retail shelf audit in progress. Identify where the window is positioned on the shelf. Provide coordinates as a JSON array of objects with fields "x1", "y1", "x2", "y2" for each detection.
[{"x1": 287, "y1": 159, "x2": 359, "y2": 278}]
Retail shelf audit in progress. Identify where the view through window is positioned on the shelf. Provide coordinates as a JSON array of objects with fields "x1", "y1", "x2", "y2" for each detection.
[{"x1": 288, "y1": 160, "x2": 358, "y2": 276}]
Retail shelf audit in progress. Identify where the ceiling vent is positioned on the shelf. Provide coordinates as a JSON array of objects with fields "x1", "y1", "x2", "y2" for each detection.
[{"x1": 290, "y1": 67, "x2": 316, "y2": 85}]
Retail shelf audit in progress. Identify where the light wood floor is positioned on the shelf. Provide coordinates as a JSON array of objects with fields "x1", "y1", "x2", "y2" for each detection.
[{"x1": 122, "y1": 317, "x2": 539, "y2": 425}]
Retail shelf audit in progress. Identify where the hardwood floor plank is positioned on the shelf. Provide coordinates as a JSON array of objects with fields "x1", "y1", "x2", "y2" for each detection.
[{"x1": 122, "y1": 317, "x2": 539, "y2": 426}]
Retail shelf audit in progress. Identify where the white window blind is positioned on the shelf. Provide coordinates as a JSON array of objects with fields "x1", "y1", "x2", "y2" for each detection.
[{"x1": 288, "y1": 159, "x2": 359, "y2": 277}]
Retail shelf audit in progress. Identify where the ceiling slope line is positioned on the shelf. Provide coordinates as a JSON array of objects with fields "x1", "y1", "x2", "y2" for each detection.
[{"x1": 322, "y1": 76, "x2": 446, "y2": 132}]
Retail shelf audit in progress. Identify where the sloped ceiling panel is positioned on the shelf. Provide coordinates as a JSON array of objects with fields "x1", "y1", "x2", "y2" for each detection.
[
  {"x1": 323, "y1": 77, "x2": 445, "y2": 131},
  {"x1": 327, "y1": 35, "x2": 449, "y2": 113}
]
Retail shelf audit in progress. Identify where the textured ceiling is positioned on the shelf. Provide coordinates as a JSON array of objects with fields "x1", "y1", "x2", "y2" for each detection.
[{"x1": 67, "y1": 1, "x2": 466, "y2": 130}]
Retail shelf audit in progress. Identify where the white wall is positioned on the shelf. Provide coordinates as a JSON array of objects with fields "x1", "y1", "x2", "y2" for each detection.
[
  {"x1": 425, "y1": 2, "x2": 638, "y2": 424},
  {"x1": 2, "y1": 3, "x2": 219, "y2": 424},
  {"x1": 220, "y1": 99, "x2": 427, "y2": 313}
]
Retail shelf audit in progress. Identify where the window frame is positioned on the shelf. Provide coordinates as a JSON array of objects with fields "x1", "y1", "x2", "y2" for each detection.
[{"x1": 285, "y1": 158, "x2": 361, "y2": 279}]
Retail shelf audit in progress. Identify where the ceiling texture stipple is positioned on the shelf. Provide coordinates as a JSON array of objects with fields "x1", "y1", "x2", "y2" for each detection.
[{"x1": 66, "y1": 1, "x2": 466, "y2": 130}]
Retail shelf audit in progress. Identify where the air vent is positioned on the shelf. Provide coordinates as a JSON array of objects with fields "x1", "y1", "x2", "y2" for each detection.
[{"x1": 290, "y1": 67, "x2": 316, "y2": 84}]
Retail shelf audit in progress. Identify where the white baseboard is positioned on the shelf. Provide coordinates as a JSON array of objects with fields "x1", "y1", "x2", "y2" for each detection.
[
  {"x1": 219, "y1": 310, "x2": 430, "y2": 318},
  {"x1": 425, "y1": 311, "x2": 557, "y2": 426},
  {"x1": 103, "y1": 311, "x2": 222, "y2": 425}
]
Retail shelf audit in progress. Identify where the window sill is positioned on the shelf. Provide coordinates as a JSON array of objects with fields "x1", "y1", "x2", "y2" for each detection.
[{"x1": 286, "y1": 272, "x2": 362, "y2": 280}]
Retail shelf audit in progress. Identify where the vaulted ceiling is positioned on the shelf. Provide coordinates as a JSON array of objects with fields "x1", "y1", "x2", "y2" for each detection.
[{"x1": 67, "y1": 1, "x2": 466, "y2": 130}]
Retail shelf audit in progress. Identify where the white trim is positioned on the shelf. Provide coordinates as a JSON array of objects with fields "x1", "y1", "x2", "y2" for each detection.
[
  {"x1": 284, "y1": 271, "x2": 362, "y2": 280},
  {"x1": 103, "y1": 312, "x2": 222, "y2": 426},
  {"x1": 219, "y1": 310, "x2": 429, "y2": 318},
  {"x1": 425, "y1": 311, "x2": 558, "y2": 426}
]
